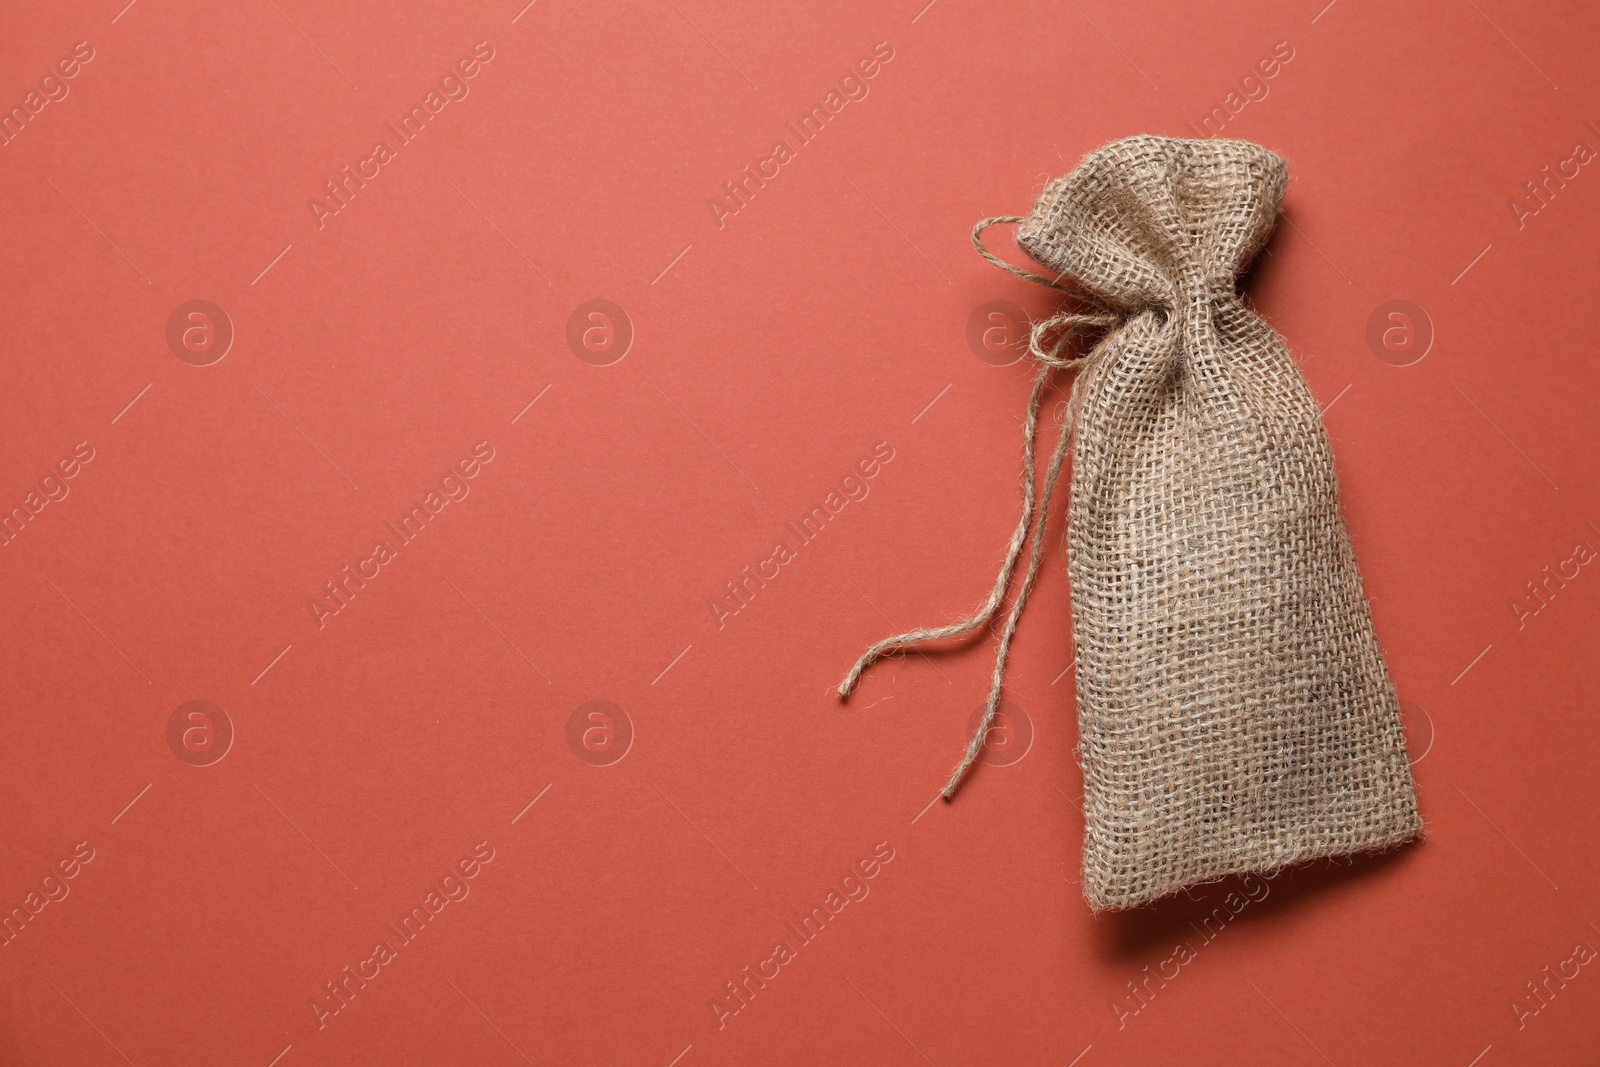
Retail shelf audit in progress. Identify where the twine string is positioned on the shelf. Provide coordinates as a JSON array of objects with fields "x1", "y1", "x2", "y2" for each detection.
[{"x1": 837, "y1": 216, "x2": 1122, "y2": 798}]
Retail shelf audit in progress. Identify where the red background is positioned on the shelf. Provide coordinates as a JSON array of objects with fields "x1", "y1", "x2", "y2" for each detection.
[{"x1": 2, "y1": 0, "x2": 1598, "y2": 1064}]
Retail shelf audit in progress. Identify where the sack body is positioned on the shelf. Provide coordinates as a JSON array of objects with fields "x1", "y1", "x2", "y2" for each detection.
[{"x1": 1015, "y1": 136, "x2": 1422, "y2": 910}]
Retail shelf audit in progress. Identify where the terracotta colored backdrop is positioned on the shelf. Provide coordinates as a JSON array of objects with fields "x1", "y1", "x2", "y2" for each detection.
[{"x1": 2, "y1": 0, "x2": 1597, "y2": 1064}]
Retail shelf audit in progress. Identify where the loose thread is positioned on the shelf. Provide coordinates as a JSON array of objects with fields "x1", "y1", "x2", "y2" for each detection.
[{"x1": 837, "y1": 217, "x2": 1122, "y2": 799}]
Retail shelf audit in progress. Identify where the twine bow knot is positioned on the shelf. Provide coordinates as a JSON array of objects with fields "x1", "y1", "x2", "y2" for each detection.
[{"x1": 837, "y1": 217, "x2": 1125, "y2": 799}]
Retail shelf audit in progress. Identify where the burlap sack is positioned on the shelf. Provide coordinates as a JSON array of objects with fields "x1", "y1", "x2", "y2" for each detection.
[
  {"x1": 1014, "y1": 135, "x2": 1422, "y2": 909},
  {"x1": 839, "y1": 135, "x2": 1422, "y2": 911}
]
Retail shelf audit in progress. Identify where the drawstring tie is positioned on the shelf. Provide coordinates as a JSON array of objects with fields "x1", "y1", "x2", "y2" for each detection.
[{"x1": 837, "y1": 216, "x2": 1121, "y2": 799}]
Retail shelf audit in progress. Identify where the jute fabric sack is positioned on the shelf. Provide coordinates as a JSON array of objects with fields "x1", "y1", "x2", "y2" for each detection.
[{"x1": 841, "y1": 135, "x2": 1422, "y2": 910}]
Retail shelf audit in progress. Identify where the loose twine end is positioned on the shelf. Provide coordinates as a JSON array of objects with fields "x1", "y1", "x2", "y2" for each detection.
[{"x1": 836, "y1": 216, "x2": 1121, "y2": 798}]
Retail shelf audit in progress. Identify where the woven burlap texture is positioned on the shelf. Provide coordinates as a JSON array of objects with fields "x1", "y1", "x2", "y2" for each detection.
[{"x1": 1015, "y1": 135, "x2": 1423, "y2": 910}]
